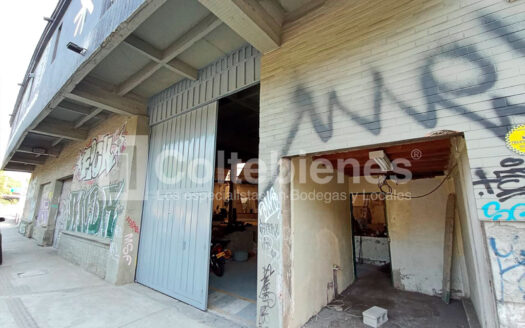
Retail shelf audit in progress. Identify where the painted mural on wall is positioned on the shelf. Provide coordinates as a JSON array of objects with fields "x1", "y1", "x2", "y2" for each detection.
[
  {"x1": 66, "y1": 180, "x2": 124, "y2": 238},
  {"x1": 66, "y1": 124, "x2": 128, "y2": 239},
  {"x1": 74, "y1": 124, "x2": 126, "y2": 182}
]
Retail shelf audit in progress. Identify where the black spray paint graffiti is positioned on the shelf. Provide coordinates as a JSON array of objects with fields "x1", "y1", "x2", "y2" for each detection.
[
  {"x1": 75, "y1": 125, "x2": 126, "y2": 182},
  {"x1": 489, "y1": 236, "x2": 525, "y2": 301},
  {"x1": 260, "y1": 13, "x2": 525, "y2": 196},
  {"x1": 66, "y1": 181, "x2": 124, "y2": 238},
  {"x1": 259, "y1": 223, "x2": 280, "y2": 238},
  {"x1": 473, "y1": 158, "x2": 525, "y2": 202},
  {"x1": 260, "y1": 222, "x2": 281, "y2": 260},
  {"x1": 258, "y1": 264, "x2": 276, "y2": 328}
]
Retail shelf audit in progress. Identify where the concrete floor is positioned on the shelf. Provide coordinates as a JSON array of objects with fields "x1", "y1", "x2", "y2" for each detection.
[
  {"x1": 209, "y1": 256, "x2": 257, "y2": 300},
  {"x1": 208, "y1": 256, "x2": 258, "y2": 326},
  {"x1": 304, "y1": 264, "x2": 471, "y2": 328},
  {"x1": 0, "y1": 220, "x2": 246, "y2": 328}
]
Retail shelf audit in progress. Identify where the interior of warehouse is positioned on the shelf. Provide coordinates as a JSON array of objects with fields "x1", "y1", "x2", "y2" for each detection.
[
  {"x1": 286, "y1": 135, "x2": 484, "y2": 327},
  {"x1": 207, "y1": 85, "x2": 260, "y2": 325}
]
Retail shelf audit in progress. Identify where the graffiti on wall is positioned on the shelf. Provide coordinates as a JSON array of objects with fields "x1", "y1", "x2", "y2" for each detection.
[
  {"x1": 259, "y1": 187, "x2": 280, "y2": 223},
  {"x1": 75, "y1": 125, "x2": 126, "y2": 182},
  {"x1": 489, "y1": 236, "x2": 525, "y2": 301},
  {"x1": 259, "y1": 264, "x2": 276, "y2": 328},
  {"x1": 482, "y1": 202, "x2": 525, "y2": 221},
  {"x1": 66, "y1": 181, "x2": 124, "y2": 238},
  {"x1": 261, "y1": 13, "x2": 525, "y2": 197},
  {"x1": 123, "y1": 217, "x2": 139, "y2": 265},
  {"x1": 473, "y1": 158, "x2": 525, "y2": 202},
  {"x1": 36, "y1": 184, "x2": 53, "y2": 227},
  {"x1": 109, "y1": 224, "x2": 122, "y2": 260},
  {"x1": 122, "y1": 233, "x2": 134, "y2": 266},
  {"x1": 253, "y1": 12, "x2": 525, "y2": 323},
  {"x1": 108, "y1": 218, "x2": 138, "y2": 265},
  {"x1": 259, "y1": 188, "x2": 282, "y2": 261},
  {"x1": 474, "y1": 158, "x2": 525, "y2": 221},
  {"x1": 126, "y1": 216, "x2": 140, "y2": 234},
  {"x1": 259, "y1": 223, "x2": 279, "y2": 238},
  {"x1": 53, "y1": 179, "x2": 73, "y2": 248}
]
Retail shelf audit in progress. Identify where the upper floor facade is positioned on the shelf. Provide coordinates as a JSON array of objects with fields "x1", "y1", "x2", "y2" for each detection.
[{"x1": 4, "y1": 0, "x2": 294, "y2": 172}]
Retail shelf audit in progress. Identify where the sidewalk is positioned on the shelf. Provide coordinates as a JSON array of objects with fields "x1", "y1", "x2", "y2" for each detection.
[{"x1": 0, "y1": 221, "x2": 246, "y2": 328}]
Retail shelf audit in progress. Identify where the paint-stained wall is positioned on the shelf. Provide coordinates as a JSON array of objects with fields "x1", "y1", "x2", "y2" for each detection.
[
  {"x1": 485, "y1": 222, "x2": 525, "y2": 327},
  {"x1": 354, "y1": 237, "x2": 390, "y2": 265},
  {"x1": 348, "y1": 178, "x2": 467, "y2": 298},
  {"x1": 258, "y1": 0, "x2": 525, "y2": 327}
]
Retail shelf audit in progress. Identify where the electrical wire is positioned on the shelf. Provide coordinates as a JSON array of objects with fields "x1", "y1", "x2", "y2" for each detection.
[{"x1": 377, "y1": 163, "x2": 458, "y2": 199}]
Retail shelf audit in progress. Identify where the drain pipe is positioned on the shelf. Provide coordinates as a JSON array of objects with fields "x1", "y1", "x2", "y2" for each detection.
[{"x1": 333, "y1": 265, "x2": 341, "y2": 297}]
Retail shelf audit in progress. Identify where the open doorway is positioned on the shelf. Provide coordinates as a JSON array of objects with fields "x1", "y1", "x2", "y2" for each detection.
[
  {"x1": 287, "y1": 136, "x2": 474, "y2": 328},
  {"x1": 52, "y1": 177, "x2": 72, "y2": 248},
  {"x1": 351, "y1": 193, "x2": 392, "y2": 284},
  {"x1": 207, "y1": 85, "x2": 259, "y2": 326}
]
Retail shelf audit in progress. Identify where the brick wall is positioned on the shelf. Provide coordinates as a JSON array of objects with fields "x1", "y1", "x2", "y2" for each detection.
[{"x1": 258, "y1": 0, "x2": 525, "y2": 327}]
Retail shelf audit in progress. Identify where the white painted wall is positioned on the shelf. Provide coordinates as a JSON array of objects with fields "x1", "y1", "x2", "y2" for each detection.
[
  {"x1": 289, "y1": 157, "x2": 353, "y2": 328},
  {"x1": 450, "y1": 138, "x2": 489, "y2": 325}
]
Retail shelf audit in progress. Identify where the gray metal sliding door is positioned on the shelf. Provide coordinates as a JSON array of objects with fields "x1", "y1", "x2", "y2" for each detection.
[{"x1": 136, "y1": 102, "x2": 217, "y2": 310}]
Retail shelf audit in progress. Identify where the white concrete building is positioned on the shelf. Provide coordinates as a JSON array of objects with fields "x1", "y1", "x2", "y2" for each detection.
[{"x1": 3, "y1": 0, "x2": 525, "y2": 327}]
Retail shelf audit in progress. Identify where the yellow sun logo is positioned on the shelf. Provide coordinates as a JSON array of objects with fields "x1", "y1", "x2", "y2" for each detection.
[{"x1": 506, "y1": 124, "x2": 525, "y2": 155}]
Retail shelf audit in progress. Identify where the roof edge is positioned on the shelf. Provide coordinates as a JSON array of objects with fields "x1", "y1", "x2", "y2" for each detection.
[{"x1": 9, "y1": 0, "x2": 71, "y2": 127}]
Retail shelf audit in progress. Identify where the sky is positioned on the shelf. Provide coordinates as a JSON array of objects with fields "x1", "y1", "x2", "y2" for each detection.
[{"x1": 0, "y1": 0, "x2": 59, "y2": 162}]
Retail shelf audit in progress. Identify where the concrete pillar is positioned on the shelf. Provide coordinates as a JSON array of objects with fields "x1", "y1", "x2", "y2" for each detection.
[
  {"x1": 18, "y1": 177, "x2": 39, "y2": 238},
  {"x1": 104, "y1": 115, "x2": 149, "y2": 285}
]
